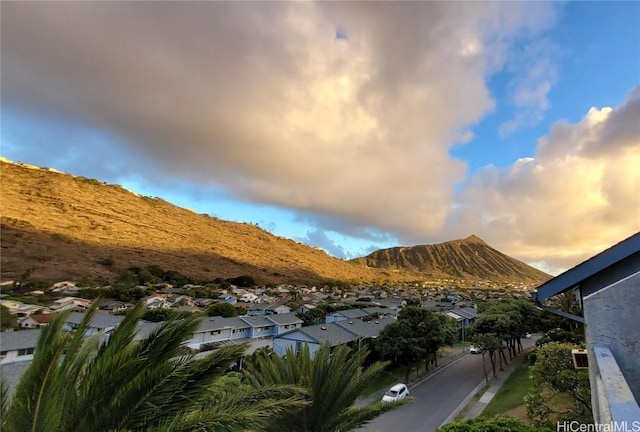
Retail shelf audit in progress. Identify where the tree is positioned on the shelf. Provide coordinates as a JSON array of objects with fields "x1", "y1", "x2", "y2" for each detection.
[
  {"x1": 437, "y1": 414, "x2": 553, "y2": 432},
  {"x1": 140, "y1": 308, "x2": 184, "y2": 322},
  {"x1": 245, "y1": 343, "x2": 406, "y2": 432},
  {"x1": 0, "y1": 305, "x2": 17, "y2": 331},
  {"x1": 206, "y1": 302, "x2": 239, "y2": 317},
  {"x1": 469, "y1": 314, "x2": 511, "y2": 370},
  {"x1": 376, "y1": 320, "x2": 424, "y2": 382},
  {"x1": 525, "y1": 342, "x2": 592, "y2": 426},
  {"x1": 296, "y1": 308, "x2": 326, "y2": 326},
  {"x1": 470, "y1": 333, "x2": 502, "y2": 380},
  {"x1": 226, "y1": 275, "x2": 255, "y2": 288},
  {"x1": 1, "y1": 301, "x2": 304, "y2": 432}
]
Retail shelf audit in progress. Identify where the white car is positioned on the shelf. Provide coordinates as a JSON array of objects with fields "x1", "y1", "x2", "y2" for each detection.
[
  {"x1": 382, "y1": 383, "x2": 409, "y2": 402},
  {"x1": 469, "y1": 345, "x2": 482, "y2": 354}
]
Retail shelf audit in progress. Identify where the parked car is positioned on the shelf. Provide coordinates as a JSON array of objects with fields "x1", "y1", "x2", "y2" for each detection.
[
  {"x1": 469, "y1": 345, "x2": 482, "y2": 354},
  {"x1": 525, "y1": 333, "x2": 532, "y2": 339},
  {"x1": 382, "y1": 383, "x2": 409, "y2": 402}
]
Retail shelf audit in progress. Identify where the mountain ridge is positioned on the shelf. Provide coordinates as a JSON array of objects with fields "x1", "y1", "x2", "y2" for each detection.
[
  {"x1": 350, "y1": 235, "x2": 550, "y2": 283},
  {"x1": 0, "y1": 159, "x2": 550, "y2": 285}
]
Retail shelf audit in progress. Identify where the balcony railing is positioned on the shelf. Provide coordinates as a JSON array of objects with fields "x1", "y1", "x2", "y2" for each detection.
[{"x1": 591, "y1": 345, "x2": 640, "y2": 424}]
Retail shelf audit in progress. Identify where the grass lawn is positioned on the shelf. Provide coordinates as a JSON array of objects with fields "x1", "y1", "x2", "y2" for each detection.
[
  {"x1": 481, "y1": 358, "x2": 532, "y2": 417},
  {"x1": 359, "y1": 367, "x2": 405, "y2": 398}
]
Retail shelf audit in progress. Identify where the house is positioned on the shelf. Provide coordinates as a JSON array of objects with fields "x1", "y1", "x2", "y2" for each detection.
[
  {"x1": 298, "y1": 304, "x2": 316, "y2": 314},
  {"x1": 533, "y1": 232, "x2": 640, "y2": 425},
  {"x1": 0, "y1": 329, "x2": 40, "y2": 364},
  {"x1": 143, "y1": 296, "x2": 172, "y2": 309},
  {"x1": 246, "y1": 303, "x2": 291, "y2": 316},
  {"x1": 374, "y1": 298, "x2": 406, "y2": 310},
  {"x1": 186, "y1": 317, "x2": 251, "y2": 350},
  {"x1": 50, "y1": 281, "x2": 77, "y2": 292},
  {"x1": 441, "y1": 307, "x2": 478, "y2": 341},
  {"x1": 168, "y1": 295, "x2": 197, "y2": 308},
  {"x1": 99, "y1": 300, "x2": 131, "y2": 313},
  {"x1": 325, "y1": 309, "x2": 369, "y2": 323},
  {"x1": 19, "y1": 313, "x2": 54, "y2": 329},
  {"x1": 272, "y1": 317, "x2": 395, "y2": 358},
  {"x1": 273, "y1": 323, "x2": 359, "y2": 357},
  {"x1": 64, "y1": 312, "x2": 125, "y2": 336},
  {"x1": 193, "y1": 298, "x2": 216, "y2": 308},
  {"x1": 49, "y1": 297, "x2": 91, "y2": 312},
  {"x1": 0, "y1": 299, "x2": 43, "y2": 317},
  {"x1": 239, "y1": 293, "x2": 258, "y2": 303},
  {"x1": 219, "y1": 294, "x2": 237, "y2": 305},
  {"x1": 241, "y1": 316, "x2": 276, "y2": 338},
  {"x1": 325, "y1": 307, "x2": 392, "y2": 323},
  {"x1": 264, "y1": 312, "x2": 303, "y2": 335}
]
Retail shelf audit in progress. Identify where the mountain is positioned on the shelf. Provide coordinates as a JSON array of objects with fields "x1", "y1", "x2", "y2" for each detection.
[
  {"x1": 350, "y1": 235, "x2": 550, "y2": 284},
  {"x1": 0, "y1": 159, "x2": 550, "y2": 285}
]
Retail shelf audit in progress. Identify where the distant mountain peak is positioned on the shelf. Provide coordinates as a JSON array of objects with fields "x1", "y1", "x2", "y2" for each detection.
[
  {"x1": 462, "y1": 235, "x2": 487, "y2": 244},
  {"x1": 351, "y1": 235, "x2": 550, "y2": 284}
]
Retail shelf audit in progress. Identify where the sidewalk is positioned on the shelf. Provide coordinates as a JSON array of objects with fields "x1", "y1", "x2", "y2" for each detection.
[
  {"x1": 438, "y1": 345, "x2": 535, "y2": 427},
  {"x1": 462, "y1": 355, "x2": 523, "y2": 419}
]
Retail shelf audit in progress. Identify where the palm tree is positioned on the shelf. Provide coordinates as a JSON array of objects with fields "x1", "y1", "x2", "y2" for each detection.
[
  {"x1": 1, "y1": 302, "x2": 304, "y2": 432},
  {"x1": 245, "y1": 343, "x2": 408, "y2": 432}
]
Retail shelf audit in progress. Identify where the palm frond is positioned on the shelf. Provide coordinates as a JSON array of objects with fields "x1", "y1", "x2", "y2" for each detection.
[
  {"x1": 3, "y1": 309, "x2": 73, "y2": 432},
  {"x1": 152, "y1": 384, "x2": 307, "y2": 432}
]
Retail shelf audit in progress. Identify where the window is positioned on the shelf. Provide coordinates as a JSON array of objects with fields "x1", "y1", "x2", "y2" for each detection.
[{"x1": 17, "y1": 348, "x2": 34, "y2": 356}]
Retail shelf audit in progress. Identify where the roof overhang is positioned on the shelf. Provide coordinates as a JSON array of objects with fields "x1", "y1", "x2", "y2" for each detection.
[{"x1": 534, "y1": 233, "x2": 640, "y2": 304}]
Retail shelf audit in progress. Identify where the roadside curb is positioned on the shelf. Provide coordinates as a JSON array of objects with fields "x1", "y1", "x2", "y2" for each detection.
[
  {"x1": 356, "y1": 350, "x2": 470, "y2": 407},
  {"x1": 439, "y1": 379, "x2": 487, "y2": 426},
  {"x1": 409, "y1": 352, "x2": 470, "y2": 390},
  {"x1": 439, "y1": 346, "x2": 536, "y2": 427}
]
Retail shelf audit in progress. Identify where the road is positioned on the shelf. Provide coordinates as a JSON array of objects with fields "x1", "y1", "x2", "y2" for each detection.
[{"x1": 361, "y1": 337, "x2": 538, "y2": 432}]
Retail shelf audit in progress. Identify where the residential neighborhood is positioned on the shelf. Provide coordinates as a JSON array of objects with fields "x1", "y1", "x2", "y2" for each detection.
[{"x1": 0, "y1": 277, "x2": 490, "y2": 365}]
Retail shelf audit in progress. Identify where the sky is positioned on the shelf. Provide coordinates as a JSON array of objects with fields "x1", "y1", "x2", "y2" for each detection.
[{"x1": 1, "y1": 1, "x2": 639, "y2": 276}]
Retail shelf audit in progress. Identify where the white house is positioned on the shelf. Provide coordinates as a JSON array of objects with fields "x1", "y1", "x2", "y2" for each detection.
[
  {"x1": 239, "y1": 293, "x2": 258, "y2": 303},
  {"x1": 19, "y1": 313, "x2": 54, "y2": 329},
  {"x1": 0, "y1": 329, "x2": 40, "y2": 364},
  {"x1": 186, "y1": 317, "x2": 251, "y2": 350}
]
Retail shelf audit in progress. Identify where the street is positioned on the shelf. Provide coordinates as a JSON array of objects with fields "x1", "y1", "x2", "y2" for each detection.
[{"x1": 361, "y1": 337, "x2": 538, "y2": 432}]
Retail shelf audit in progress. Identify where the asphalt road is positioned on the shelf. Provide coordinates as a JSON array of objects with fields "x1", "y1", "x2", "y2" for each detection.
[{"x1": 361, "y1": 337, "x2": 538, "y2": 432}]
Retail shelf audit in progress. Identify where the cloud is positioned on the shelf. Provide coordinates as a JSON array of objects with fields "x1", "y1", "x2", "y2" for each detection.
[
  {"x1": 445, "y1": 86, "x2": 640, "y2": 274},
  {"x1": 10, "y1": 2, "x2": 632, "y2": 273},
  {"x1": 295, "y1": 229, "x2": 348, "y2": 259},
  {"x1": 1, "y1": 1, "x2": 558, "y2": 238},
  {"x1": 499, "y1": 38, "x2": 559, "y2": 137}
]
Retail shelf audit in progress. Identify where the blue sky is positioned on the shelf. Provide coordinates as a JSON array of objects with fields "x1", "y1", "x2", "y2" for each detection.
[{"x1": 2, "y1": 1, "x2": 639, "y2": 275}]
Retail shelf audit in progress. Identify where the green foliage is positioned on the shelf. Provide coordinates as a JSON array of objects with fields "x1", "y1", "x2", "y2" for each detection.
[
  {"x1": 77, "y1": 288, "x2": 101, "y2": 299},
  {"x1": 245, "y1": 343, "x2": 403, "y2": 432},
  {"x1": 437, "y1": 415, "x2": 552, "y2": 432},
  {"x1": 206, "y1": 302, "x2": 239, "y2": 317},
  {"x1": 482, "y1": 359, "x2": 532, "y2": 417},
  {"x1": 375, "y1": 307, "x2": 452, "y2": 380},
  {"x1": 526, "y1": 342, "x2": 592, "y2": 426},
  {"x1": 1, "y1": 301, "x2": 304, "y2": 432},
  {"x1": 0, "y1": 305, "x2": 18, "y2": 331},
  {"x1": 141, "y1": 308, "x2": 185, "y2": 322},
  {"x1": 536, "y1": 328, "x2": 584, "y2": 346},
  {"x1": 296, "y1": 308, "x2": 326, "y2": 326},
  {"x1": 97, "y1": 257, "x2": 115, "y2": 268},
  {"x1": 226, "y1": 275, "x2": 255, "y2": 287}
]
